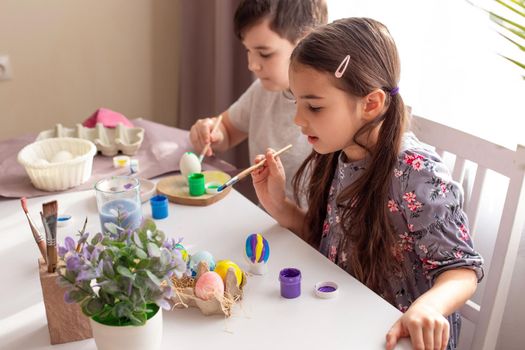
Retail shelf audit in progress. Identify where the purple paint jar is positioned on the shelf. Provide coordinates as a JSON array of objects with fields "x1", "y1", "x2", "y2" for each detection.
[{"x1": 279, "y1": 268, "x2": 301, "y2": 299}]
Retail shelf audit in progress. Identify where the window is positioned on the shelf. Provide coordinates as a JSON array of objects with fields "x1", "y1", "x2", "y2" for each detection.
[{"x1": 327, "y1": 0, "x2": 525, "y2": 149}]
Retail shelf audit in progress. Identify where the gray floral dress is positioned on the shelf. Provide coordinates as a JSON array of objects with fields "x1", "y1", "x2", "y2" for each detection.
[{"x1": 319, "y1": 133, "x2": 484, "y2": 349}]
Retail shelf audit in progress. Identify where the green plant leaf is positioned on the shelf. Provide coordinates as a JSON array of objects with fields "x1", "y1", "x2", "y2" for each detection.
[
  {"x1": 69, "y1": 289, "x2": 89, "y2": 303},
  {"x1": 134, "y1": 246, "x2": 148, "y2": 259},
  {"x1": 498, "y1": 31, "x2": 525, "y2": 51},
  {"x1": 496, "y1": 0, "x2": 525, "y2": 17},
  {"x1": 147, "y1": 242, "x2": 161, "y2": 258},
  {"x1": 145, "y1": 270, "x2": 162, "y2": 286},
  {"x1": 502, "y1": 54, "x2": 525, "y2": 69},
  {"x1": 142, "y1": 218, "x2": 156, "y2": 231},
  {"x1": 81, "y1": 297, "x2": 104, "y2": 317},
  {"x1": 468, "y1": 0, "x2": 525, "y2": 77},
  {"x1": 129, "y1": 311, "x2": 147, "y2": 326},
  {"x1": 116, "y1": 266, "x2": 135, "y2": 280},
  {"x1": 133, "y1": 232, "x2": 144, "y2": 249}
]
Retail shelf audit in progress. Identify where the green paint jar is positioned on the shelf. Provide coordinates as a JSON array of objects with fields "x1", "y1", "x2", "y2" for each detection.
[{"x1": 188, "y1": 173, "x2": 205, "y2": 196}]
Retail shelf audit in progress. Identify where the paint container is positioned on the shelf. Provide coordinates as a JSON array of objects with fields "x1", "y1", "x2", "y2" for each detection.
[
  {"x1": 130, "y1": 159, "x2": 139, "y2": 174},
  {"x1": 150, "y1": 195, "x2": 169, "y2": 220},
  {"x1": 279, "y1": 267, "x2": 301, "y2": 299},
  {"x1": 57, "y1": 214, "x2": 72, "y2": 227},
  {"x1": 314, "y1": 281, "x2": 339, "y2": 299},
  {"x1": 188, "y1": 173, "x2": 205, "y2": 196},
  {"x1": 113, "y1": 155, "x2": 130, "y2": 168},
  {"x1": 205, "y1": 181, "x2": 221, "y2": 195}
]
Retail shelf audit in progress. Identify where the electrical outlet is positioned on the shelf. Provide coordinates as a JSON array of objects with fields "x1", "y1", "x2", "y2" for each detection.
[{"x1": 0, "y1": 55, "x2": 12, "y2": 81}]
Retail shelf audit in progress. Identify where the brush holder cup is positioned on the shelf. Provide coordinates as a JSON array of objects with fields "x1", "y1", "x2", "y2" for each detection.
[
  {"x1": 38, "y1": 258, "x2": 93, "y2": 344},
  {"x1": 95, "y1": 176, "x2": 143, "y2": 234}
]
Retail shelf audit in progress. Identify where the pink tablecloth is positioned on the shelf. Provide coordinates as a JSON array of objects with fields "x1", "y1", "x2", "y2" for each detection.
[{"x1": 0, "y1": 119, "x2": 236, "y2": 198}]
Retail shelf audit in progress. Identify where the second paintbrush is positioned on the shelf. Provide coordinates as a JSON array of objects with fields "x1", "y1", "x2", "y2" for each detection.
[{"x1": 217, "y1": 144, "x2": 292, "y2": 192}]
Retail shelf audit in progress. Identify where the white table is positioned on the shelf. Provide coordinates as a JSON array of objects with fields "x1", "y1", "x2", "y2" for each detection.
[{"x1": 0, "y1": 186, "x2": 411, "y2": 349}]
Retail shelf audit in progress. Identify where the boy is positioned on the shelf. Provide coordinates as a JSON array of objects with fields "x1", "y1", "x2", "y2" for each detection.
[{"x1": 189, "y1": 0, "x2": 327, "y2": 202}]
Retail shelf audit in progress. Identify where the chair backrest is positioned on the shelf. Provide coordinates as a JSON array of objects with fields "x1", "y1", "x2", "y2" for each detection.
[{"x1": 410, "y1": 115, "x2": 525, "y2": 350}]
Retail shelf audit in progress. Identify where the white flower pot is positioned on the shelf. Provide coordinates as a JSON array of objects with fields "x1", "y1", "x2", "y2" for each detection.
[{"x1": 90, "y1": 308, "x2": 163, "y2": 350}]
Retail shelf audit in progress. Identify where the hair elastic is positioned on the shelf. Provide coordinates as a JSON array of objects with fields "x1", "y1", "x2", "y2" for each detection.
[
  {"x1": 389, "y1": 87, "x2": 400, "y2": 96},
  {"x1": 334, "y1": 55, "x2": 351, "y2": 78}
]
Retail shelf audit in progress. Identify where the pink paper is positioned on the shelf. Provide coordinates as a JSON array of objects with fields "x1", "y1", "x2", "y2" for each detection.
[{"x1": 82, "y1": 108, "x2": 134, "y2": 128}]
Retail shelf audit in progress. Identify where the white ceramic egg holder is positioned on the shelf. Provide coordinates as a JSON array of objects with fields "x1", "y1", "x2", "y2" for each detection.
[
  {"x1": 37, "y1": 123, "x2": 145, "y2": 156},
  {"x1": 171, "y1": 261, "x2": 246, "y2": 317}
]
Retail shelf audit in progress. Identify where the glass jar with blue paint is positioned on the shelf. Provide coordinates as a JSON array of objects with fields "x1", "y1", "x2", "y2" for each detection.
[{"x1": 95, "y1": 176, "x2": 143, "y2": 234}]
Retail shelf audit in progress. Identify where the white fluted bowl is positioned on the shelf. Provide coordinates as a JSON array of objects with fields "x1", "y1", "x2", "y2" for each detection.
[{"x1": 17, "y1": 137, "x2": 97, "y2": 191}]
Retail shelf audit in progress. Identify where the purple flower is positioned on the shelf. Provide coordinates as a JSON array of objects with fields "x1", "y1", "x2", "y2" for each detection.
[
  {"x1": 155, "y1": 298, "x2": 171, "y2": 310},
  {"x1": 90, "y1": 246, "x2": 101, "y2": 264},
  {"x1": 64, "y1": 236, "x2": 76, "y2": 251},
  {"x1": 66, "y1": 255, "x2": 81, "y2": 272},
  {"x1": 58, "y1": 245, "x2": 68, "y2": 258}
]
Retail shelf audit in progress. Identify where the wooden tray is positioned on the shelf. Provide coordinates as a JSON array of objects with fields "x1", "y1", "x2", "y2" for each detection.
[{"x1": 156, "y1": 170, "x2": 231, "y2": 206}]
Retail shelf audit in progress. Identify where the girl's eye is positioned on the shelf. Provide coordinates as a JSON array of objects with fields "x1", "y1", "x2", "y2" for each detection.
[
  {"x1": 308, "y1": 105, "x2": 322, "y2": 112},
  {"x1": 260, "y1": 52, "x2": 273, "y2": 58}
]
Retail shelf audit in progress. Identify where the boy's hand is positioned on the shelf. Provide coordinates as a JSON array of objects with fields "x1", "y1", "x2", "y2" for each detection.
[
  {"x1": 385, "y1": 302, "x2": 450, "y2": 350},
  {"x1": 189, "y1": 117, "x2": 224, "y2": 157},
  {"x1": 251, "y1": 148, "x2": 287, "y2": 216}
]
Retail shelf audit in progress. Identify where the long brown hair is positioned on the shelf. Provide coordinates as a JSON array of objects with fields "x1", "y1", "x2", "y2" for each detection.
[{"x1": 291, "y1": 18, "x2": 407, "y2": 298}]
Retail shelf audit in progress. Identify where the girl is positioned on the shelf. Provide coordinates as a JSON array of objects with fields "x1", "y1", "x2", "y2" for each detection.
[{"x1": 251, "y1": 18, "x2": 483, "y2": 350}]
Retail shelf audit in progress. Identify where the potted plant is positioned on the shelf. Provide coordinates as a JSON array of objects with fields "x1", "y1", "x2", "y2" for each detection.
[{"x1": 57, "y1": 219, "x2": 187, "y2": 350}]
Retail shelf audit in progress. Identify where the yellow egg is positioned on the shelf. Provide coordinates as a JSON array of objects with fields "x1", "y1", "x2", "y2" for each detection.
[{"x1": 214, "y1": 260, "x2": 243, "y2": 287}]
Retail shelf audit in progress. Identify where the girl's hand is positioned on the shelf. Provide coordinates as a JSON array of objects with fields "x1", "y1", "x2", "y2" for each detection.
[
  {"x1": 189, "y1": 117, "x2": 224, "y2": 157},
  {"x1": 251, "y1": 148, "x2": 287, "y2": 216},
  {"x1": 385, "y1": 302, "x2": 450, "y2": 350}
]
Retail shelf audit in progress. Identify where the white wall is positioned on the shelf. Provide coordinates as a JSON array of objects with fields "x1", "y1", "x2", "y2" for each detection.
[
  {"x1": 328, "y1": 0, "x2": 525, "y2": 149},
  {"x1": 0, "y1": 0, "x2": 179, "y2": 141}
]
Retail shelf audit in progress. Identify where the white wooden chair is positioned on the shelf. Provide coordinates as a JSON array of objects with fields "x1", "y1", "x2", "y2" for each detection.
[{"x1": 410, "y1": 115, "x2": 525, "y2": 350}]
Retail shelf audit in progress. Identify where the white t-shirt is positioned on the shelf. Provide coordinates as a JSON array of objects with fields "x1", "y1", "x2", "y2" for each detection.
[{"x1": 229, "y1": 79, "x2": 311, "y2": 202}]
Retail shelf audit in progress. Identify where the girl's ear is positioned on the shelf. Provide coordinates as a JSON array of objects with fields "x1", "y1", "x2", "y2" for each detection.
[{"x1": 362, "y1": 89, "x2": 386, "y2": 121}]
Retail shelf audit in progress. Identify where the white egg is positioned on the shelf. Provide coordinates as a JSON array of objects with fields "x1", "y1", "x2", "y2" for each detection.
[
  {"x1": 51, "y1": 150, "x2": 74, "y2": 163},
  {"x1": 179, "y1": 152, "x2": 201, "y2": 181},
  {"x1": 34, "y1": 158, "x2": 50, "y2": 166}
]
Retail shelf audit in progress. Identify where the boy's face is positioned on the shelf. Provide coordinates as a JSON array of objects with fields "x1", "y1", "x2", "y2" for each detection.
[
  {"x1": 289, "y1": 64, "x2": 370, "y2": 160},
  {"x1": 242, "y1": 19, "x2": 295, "y2": 91}
]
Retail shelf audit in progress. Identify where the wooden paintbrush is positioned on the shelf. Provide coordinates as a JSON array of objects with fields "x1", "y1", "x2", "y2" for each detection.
[
  {"x1": 198, "y1": 114, "x2": 223, "y2": 163},
  {"x1": 217, "y1": 144, "x2": 293, "y2": 192},
  {"x1": 20, "y1": 197, "x2": 47, "y2": 262},
  {"x1": 41, "y1": 201, "x2": 58, "y2": 273},
  {"x1": 76, "y1": 217, "x2": 88, "y2": 253}
]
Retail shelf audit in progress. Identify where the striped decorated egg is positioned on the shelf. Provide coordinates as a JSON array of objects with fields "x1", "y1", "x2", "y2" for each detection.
[{"x1": 245, "y1": 233, "x2": 270, "y2": 264}]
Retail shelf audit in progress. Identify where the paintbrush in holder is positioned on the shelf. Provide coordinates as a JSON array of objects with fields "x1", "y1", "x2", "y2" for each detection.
[
  {"x1": 20, "y1": 197, "x2": 47, "y2": 262},
  {"x1": 41, "y1": 200, "x2": 58, "y2": 273}
]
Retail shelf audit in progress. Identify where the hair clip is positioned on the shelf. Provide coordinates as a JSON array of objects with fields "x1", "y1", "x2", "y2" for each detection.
[{"x1": 335, "y1": 55, "x2": 351, "y2": 78}]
